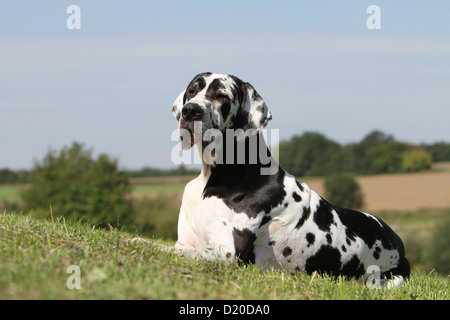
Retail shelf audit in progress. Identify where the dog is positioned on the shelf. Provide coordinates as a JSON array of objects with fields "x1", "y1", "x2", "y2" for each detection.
[{"x1": 170, "y1": 72, "x2": 410, "y2": 288}]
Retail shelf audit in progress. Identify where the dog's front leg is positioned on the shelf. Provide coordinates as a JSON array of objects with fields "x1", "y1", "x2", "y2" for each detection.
[
  {"x1": 174, "y1": 241, "x2": 235, "y2": 262},
  {"x1": 128, "y1": 239, "x2": 233, "y2": 262}
]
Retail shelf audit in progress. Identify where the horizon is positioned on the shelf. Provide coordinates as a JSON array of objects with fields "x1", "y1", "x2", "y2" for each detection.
[{"x1": 1, "y1": 128, "x2": 447, "y2": 172}]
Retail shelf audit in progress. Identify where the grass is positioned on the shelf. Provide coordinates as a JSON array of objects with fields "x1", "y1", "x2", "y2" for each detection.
[
  {"x1": 132, "y1": 183, "x2": 186, "y2": 193},
  {"x1": 0, "y1": 211, "x2": 448, "y2": 300}
]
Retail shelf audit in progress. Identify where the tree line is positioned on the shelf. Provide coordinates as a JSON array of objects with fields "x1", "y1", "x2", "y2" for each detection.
[
  {"x1": 278, "y1": 130, "x2": 450, "y2": 177},
  {"x1": 0, "y1": 164, "x2": 198, "y2": 184}
]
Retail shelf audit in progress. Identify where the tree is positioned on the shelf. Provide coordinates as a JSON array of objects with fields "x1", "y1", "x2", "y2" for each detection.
[
  {"x1": 324, "y1": 174, "x2": 364, "y2": 210},
  {"x1": 278, "y1": 132, "x2": 343, "y2": 177},
  {"x1": 22, "y1": 142, "x2": 134, "y2": 228},
  {"x1": 351, "y1": 130, "x2": 395, "y2": 174},
  {"x1": 365, "y1": 142, "x2": 409, "y2": 174},
  {"x1": 421, "y1": 142, "x2": 450, "y2": 162}
]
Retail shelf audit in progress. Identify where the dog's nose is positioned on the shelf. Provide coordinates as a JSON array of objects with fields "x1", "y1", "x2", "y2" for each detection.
[{"x1": 181, "y1": 103, "x2": 203, "y2": 121}]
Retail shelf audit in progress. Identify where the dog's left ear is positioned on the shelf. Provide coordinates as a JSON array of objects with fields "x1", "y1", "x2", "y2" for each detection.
[
  {"x1": 171, "y1": 90, "x2": 186, "y2": 121},
  {"x1": 234, "y1": 82, "x2": 272, "y2": 131}
]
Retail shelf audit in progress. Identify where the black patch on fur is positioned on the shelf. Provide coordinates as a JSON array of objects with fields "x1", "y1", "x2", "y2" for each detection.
[
  {"x1": 373, "y1": 246, "x2": 381, "y2": 260},
  {"x1": 292, "y1": 192, "x2": 302, "y2": 202},
  {"x1": 306, "y1": 233, "x2": 315, "y2": 246},
  {"x1": 259, "y1": 215, "x2": 271, "y2": 228},
  {"x1": 205, "y1": 78, "x2": 227, "y2": 101},
  {"x1": 334, "y1": 205, "x2": 404, "y2": 251},
  {"x1": 326, "y1": 233, "x2": 332, "y2": 245},
  {"x1": 184, "y1": 72, "x2": 210, "y2": 103},
  {"x1": 340, "y1": 255, "x2": 365, "y2": 277},
  {"x1": 295, "y1": 206, "x2": 311, "y2": 229},
  {"x1": 232, "y1": 109, "x2": 252, "y2": 131},
  {"x1": 345, "y1": 228, "x2": 355, "y2": 244},
  {"x1": 232, "y1": 228, "x2": 256, "y2": 264},
  {"x1": 251, "y1": 89, "x2": 263, "y2": 103},
  {"x1": 203, "y1": 150, "x2": 285, "y2": 219},
  {"x1": 231, "y1": 81, "x2": 267, "y2": 131},
  {"x1": 229, "y1": 75, "x2": 246, "y2": 107},
  {"x1": 221, "y1": 103, "x2": 231, "y2": 120},
  {"x1": 296, "y1": 181, "x2": 305, "y2": 192},
  {"x1": 282, "y1": 247, "x2": 292, "y2": 257},
  {"x1": 313, "y1": 199, "x2": 335, "y2": 232},
  {"x1": 305, "y1": 245, "x2": 342, "y2": 276},
  {"x1": 268, "y1": 240, "x2": 275, "y2": 246}
]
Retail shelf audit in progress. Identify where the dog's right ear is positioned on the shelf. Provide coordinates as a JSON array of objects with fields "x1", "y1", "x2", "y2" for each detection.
[{"x1": 171, "y1": 90, "x2": 186, "y2": 121}]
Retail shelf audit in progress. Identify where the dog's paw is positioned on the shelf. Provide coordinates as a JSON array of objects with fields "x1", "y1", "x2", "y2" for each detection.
[{"x1": 126, "y1": 237, "x2": 150, "y2": 244}]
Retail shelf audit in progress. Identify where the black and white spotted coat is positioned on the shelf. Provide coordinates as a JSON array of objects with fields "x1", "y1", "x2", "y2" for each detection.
[{"x1": 170, "y1": 72, "x2": 410, "y2": 288}]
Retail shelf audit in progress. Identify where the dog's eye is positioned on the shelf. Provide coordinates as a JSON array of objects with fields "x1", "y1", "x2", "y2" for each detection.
[{"x1": 188, "y1": 90, "x2": 196, "y2": 97}]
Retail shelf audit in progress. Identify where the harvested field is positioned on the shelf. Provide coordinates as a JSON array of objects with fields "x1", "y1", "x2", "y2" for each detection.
[{"x1": 302, "y1": 171, "x2": 450, "y2": 212}]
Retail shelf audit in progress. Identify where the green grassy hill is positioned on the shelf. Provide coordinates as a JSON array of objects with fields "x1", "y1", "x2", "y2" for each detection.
[{"x1": 0, "y1": 211, "x2": 448, "y2": 300}]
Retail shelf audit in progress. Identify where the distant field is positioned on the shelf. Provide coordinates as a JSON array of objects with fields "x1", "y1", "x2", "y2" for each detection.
[
  {"x1": 0, "y1": 184, "x2": 27, "y2": 203},
  {"x1": 130, "y1": 176, "x2": 191, "y2": 200},
  {"x1": 302, "y1": 171, "x2": 450, "y2": 212}
]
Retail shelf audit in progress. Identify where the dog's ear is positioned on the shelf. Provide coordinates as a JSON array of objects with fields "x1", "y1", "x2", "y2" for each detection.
[
  {"x1": 171, "y1": 90, "x2": 186, "y2": 121},
  {"x1": 233, "y1": 82, "x2": 272, "y2": 131}
]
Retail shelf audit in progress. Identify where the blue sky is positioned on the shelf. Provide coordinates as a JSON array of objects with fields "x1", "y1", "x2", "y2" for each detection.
[{"x1": 1, "y1": 1, "x2": 449, "y2": 170}]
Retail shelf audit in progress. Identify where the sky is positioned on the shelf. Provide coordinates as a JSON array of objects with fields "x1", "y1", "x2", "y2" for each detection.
[{"x1": 1, "y1": 1, "x2": 449, "y2": 170}]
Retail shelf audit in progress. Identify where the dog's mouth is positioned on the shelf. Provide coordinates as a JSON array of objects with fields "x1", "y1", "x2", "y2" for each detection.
[
  {"x1": 179, "y1": 119, "x2": 204, "y2": 150},
  {"x1": 180, "y1": 129, "x2": 195, "y2": 149}
]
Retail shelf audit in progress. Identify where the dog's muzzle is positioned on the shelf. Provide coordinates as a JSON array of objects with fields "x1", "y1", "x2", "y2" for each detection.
[
  {"x1": 179, "y1": 103, "x2": 205, "y2": 149},
  {"x1": 181, "y1": 103, "x2": 204, "y2": 122}
]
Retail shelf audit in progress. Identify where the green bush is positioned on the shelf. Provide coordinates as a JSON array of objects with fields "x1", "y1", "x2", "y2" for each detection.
[
  {"x1": 22, "y1": 142, "x2": 134, "y2": 228},
  {"x1": 324, "y1": 174, "x2": 364, "y2": 210},
  {"x1": 402, "y1": 148, "x2": 432, "y2": 172}
]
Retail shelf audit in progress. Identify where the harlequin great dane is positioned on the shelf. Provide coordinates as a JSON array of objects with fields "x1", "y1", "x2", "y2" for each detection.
[{"x1": 169, "y1": 72, "x2": 410, "y2": 287}]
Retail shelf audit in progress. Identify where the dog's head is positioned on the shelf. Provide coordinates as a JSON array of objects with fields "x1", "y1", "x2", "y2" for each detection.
[{"x1": 172, "y1": 72, "x2": 272, "y2": 149}]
